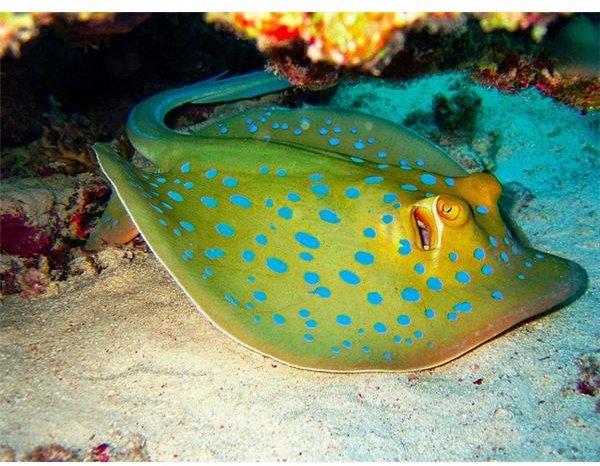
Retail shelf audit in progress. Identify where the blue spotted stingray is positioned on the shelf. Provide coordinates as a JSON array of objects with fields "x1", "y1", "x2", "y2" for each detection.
[{"x1": 87, "y1": 71, "x2": 587, "y2": 372}]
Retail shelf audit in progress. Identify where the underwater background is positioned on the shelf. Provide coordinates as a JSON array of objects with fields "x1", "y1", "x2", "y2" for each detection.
[{"x1": 0, "y1": 12, "x2": 598, "y2": 460}]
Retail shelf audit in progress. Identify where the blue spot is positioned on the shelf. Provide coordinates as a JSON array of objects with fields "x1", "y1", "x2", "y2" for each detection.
[
  {"x1": 381, "y1": 214, "x2": 394, "y2": 224},
  {"x1": 319, "y1": 209, "x2": 340, "y2": 223},
  {"x1": 159, "y1": 219, "x2": 168, "y2": 227},
  {"x1": 336, "y1": 314, "x2": 352, "y2": 326},
  {"x1": 354, "y1": 140, "x2": 365, "y2": 150},
  {"x1": 272, "y1": 122, "x2": 280, "y2": 129},
  {"x1": 447, "y1": 312, "x2": 458, "y2": 321},
  {"x1": 167, "y1": 190, "x2": 184, "y2": 202},
  {"x1": 420, "y1": 173, "x2": 437, "y2": 185},
  {"x1": 281, "y1": 123, "x2": 289, "y2": 130},
  {"x1": 453, "y1": 302, "x2": 472, "y2": 312},
  {"x1": 358, "y1": 328, "x2": 366, "y2": 336},
  {"x1": 293, "y1": 128, "x2": 302, "y2": 136},
  {"x1": 309, "y1": 173, "x2": 324, "y2": 181},
  {"x1": 230, "y1": 194, "x2": 252, "y2": 208},
  {"x1": 303, "y1": 272, "x2": 320, "y2": 285},
  {"x1": 425, "y1": 308, "x2": 435, "y2": 319},
  {"x1": 295, "y1": 232, "x2": 320, "y2": 249},
  {"x1": 397, "y1": 315, "x2": 411, "y2": 326},
  {"x1": 346, "y1": 187, "x2": 360, "y2": 199},
  {"x1": 351, "y1": 127, "x2": 358, "y2": 134},
  {"x1": 247, "y1": 276, "x2": 255, "y2": 283},
  {"x1": 328, "y1": 137, "x2": 340, "y2": 146},
  {"x1": 219, "y1": 126, "x2": 228, "y2": 134},
  {"x1": 161, "y1": 202, "x2": 173, "y2": 211},
  {"x1": 276, "y1": 168, "x2": 287, "y2": 177},
  {"x1": 363, "y1": 228, "x2": 376, "y2": 238},
  {"x1": 489, "y1": 235, "x2": 499, "y2": 247},
  {"x1": 299, "y1": 117, "x2": 309, "y2": 125},
  {"x1": 309, "y1": 286, "x2": 331, "y2": 298},
  {"x1": 259, "y1": 166, "x2": 269, "y2": 174},
  {"x1": 180, "y1": 162, "x2": 191, "y2": 174},
  {"x1": 401, "y1": 287, "x2": 420, "y2": 302},
  {"x1": 333, "y1": 126, "x2": 342, "y2": 133},
  {"x1": 426, "y1": 277, "x2": 443, "y2": 291},
  {"x1": 181, "y1": 249, "x2": 194, "y2": 261},
  {"x1": 298, "y1": 309, "x2": 310, "y2": 318},
  {"x1": 305, "y1": 319, "x2": 317, "y2": 329},
  {"x1": 384, "y1": 351, "x2": 392, "y2": 362},
  {"x1": 180, "y1": 220, "x2": 196, "y2": 232},
  {"x1": 299, "y1": 252, "x2": 313, "y2": 261},
  {"x1": 476, "y1": 205, "x2": 489, "y2": 215},
  {"x1": 355, "y1": 251, "x2": 374, "y2": 265},
  {"x1": 156, "y1": 177, "x2": 167, "y2": 184},
  {"x1": 518, "y1": 273, "x2": 526, "y2": 280},
  {"x1": 364, "y1": 176, "x2": 384, "y2": 184},
  {"x1": 491, "y1": 290, "x2": 504, "y2": 300},
  {"x1": 215, "y1": 222, "x2": 235, "y2": 237},
  {"x1": 414, "y1": 330, "x2": 424, "y2": 339},
  {"x1": 414, "y1": 263, "x2": 425, "y2": 274},
  {"x1": 481, "y1": 264, "x2": 494, "y2": 275},
  {"x1": 377, "y1": 151, "x2": 388, "y2": 159},
  {"x1": 473, "y1": 248, "x2": 486, "y2": 260},
  {"x1": 222, "y1": 177, "x2": 238, "y2": 188},
  {"x1": 278, "y1": 206, "x2": 293, "y2": 220},
  {"x1": 265, "y1": 198, "x2": 274, "y2": 208},
  {"x1": 500, "y1": 251, "x2": 509, "y2": 262},
  {"x1": 242, "y1": 250, "x2": 255, "y2": 262},
  {"x1": 455, "y1": 271, "x2": 471, "y2": 283},
  {"x1": 445, "y1": 177, "x2": 455, "y2": 187},
  {"x1": 398, "y1": 239, "x2": 412, "y2": 255},
  {"x1": 205, "y1": 168, "x2": 218, "y2": 179},
  {"x1": 266, "y1": 257, "x2": 288, "y2": 274},
  {"x1": 401, "y1": 184, "x2": 418, "y2": 192},
  {"x1": 253, "y1": 291, "x2": 267, "y2": 302},
  {"x1": 373, "y1": 322, "x2": 387, "y2": 334},
  {"x1": 332, "y1": 346, "x2": 341, "y2": 354},
  {"x1": 172, "y1": 228, "x2": 182, "y2": 237},
  {"x1": 304, "y1": 334, "x2": 314, "y2": 343},
  {"x1": 225, "y1": 293, "x2": 239, "y2": 306},
  {"x1": 449, "y1": 251, "x2": 459, "y2": 262},
  {"x1": 151, "y1": 204, "x2": 164, "y2": 214},
  {"x1": 311, "y1": 184, "x2": 329, "y2": 198},
  {"x1": 525, "y1": 260, "x2": 533, "y2": 268},
  {"x1": 183, "y1": 181, "x2": 194, "y2": 190},
  {"x1": 248, "y1": 123, "x2": 258, "y2": 133},
  {"x1": 273, "y1": 314, "x2": 286, "y2": 325},
  {"x1": 205, "y1": 248, "x2": 225, "y2": 260},
  {"x1": 367, "y1": 292, "x2": 383, "y2": 305},
  {"x1": 319, "y1": 127, "x2": 328, "y2": 135},
  {"x1": 343, "y1": 340, "x2": 352, "y2": 349},
  {"x1": 339, "y1": 269, "x2": 360, "y2": 285},
  {"x1": 255, "y1": 234, "x2": 268, "y2": 245},
  {"x1": 287, "y1": 192, "x2": 301, "y2": 202},
  {"x1": 393, "y1": 335, "x2": 402, "y2": 344},
  {"x1": 383, "y1": 193, "x2": 397, "y2": 203},
  {"x1": 367, "y1": 137, "x2": 375, "y2": 144}
]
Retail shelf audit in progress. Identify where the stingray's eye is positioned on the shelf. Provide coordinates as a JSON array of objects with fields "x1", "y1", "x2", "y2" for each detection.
[{"x1": 436, "y1": 196, "x2": 468, "y2": 226}]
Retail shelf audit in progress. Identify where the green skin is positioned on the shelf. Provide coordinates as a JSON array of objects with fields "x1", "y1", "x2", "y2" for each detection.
[{"x1": 89, "y1": 71, "x2": 587, "y2": 372}]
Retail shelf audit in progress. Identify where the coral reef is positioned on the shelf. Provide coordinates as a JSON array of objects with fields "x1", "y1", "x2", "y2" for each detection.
[
  {"x1": 0, "y1": 13, "x2": 149, "y2": 57},
  {"x1": 0, "y1": 173, "x2": 110, "y2": 298}
]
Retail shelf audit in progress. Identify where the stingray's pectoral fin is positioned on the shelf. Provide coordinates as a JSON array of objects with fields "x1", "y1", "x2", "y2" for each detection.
[
  {"x1": 509, "y1": 249, "x2": 588, "y2": 327},
  {"x1": 85, "y1": 144, "x2": 139, "y2": 250}
]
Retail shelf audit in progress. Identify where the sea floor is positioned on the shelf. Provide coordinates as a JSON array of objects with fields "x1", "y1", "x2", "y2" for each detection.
[{"x1": 1, "y1": 72, "x2": 598, "y2": 461}]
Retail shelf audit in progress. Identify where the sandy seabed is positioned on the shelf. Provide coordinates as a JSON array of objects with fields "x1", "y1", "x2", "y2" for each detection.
[{"x1": 1, "y1": 73, "x2": 598, "y2": 461}]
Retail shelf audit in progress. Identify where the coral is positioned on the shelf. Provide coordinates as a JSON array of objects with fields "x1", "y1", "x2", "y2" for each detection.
[
  {"x1": 432, "y1": 88, "x2": 482, "y2": 132},
  {"x1": 23, "y1": 443, "x2": 78, "y2": 461},
  {"x1": 0, "y1": 13, "x2": 149, "y2": 57},
  {"x1": 474, "y1": 12, "x2": 561, "y2": 42},
  {"x1": 206, "y1": 12, "x2": 465, "y2": 77},
  {"x1": 0, "y1": 173, "x2": 110, "y2": 298},
  {"x1": 473, "y1": 53, "x2": 600, "y2": 112},
  {"x1": 39, "y1": 96, "x2": 99, "y2": 174}
]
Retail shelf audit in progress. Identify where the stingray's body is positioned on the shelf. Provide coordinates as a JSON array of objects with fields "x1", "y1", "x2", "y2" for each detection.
[{"x1": 88, "y1": 71, "x2": 586, "y2": 372}]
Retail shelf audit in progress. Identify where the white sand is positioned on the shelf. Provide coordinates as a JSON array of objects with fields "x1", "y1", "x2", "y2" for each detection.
[{"x1": 1, "y1": 73, "x2": 598, "y2": 461}]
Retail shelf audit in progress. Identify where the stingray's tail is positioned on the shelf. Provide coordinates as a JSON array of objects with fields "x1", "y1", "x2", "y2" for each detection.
[{"x1": 126, "y1": 70, "x2": 292, "y2": 163}]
